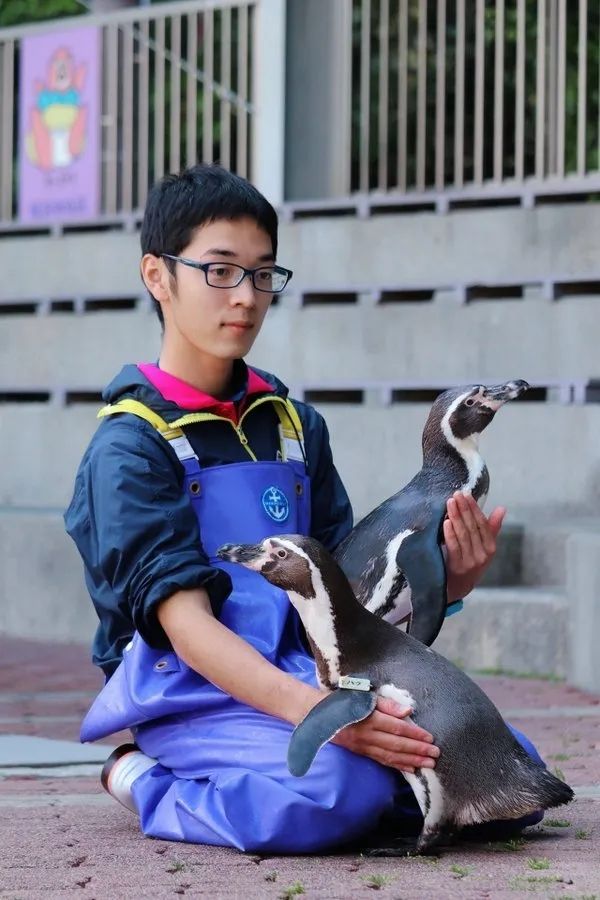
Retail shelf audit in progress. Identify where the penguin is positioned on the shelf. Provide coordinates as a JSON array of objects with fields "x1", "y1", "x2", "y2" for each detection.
[
  {"x1": 333, "y1": 380, "x2": 529, "y2": 646},
  {"x1": 218, "y1": 535, "x2": 573, "y2": 854}
]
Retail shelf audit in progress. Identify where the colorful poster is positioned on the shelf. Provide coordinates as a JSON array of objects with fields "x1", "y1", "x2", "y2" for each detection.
[{"x1": 18, "y1": 27, "x2": 101, "y2": 223}]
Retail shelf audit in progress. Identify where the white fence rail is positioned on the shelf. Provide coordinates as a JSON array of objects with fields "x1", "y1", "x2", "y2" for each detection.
[{"x1": 346, "y1": 0, "x2": 600, "y2": 206}]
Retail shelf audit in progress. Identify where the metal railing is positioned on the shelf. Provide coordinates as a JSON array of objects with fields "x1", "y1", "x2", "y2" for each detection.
[
  {"x1": 2, "y1": 0, "x2": 600, "y2": 224},
  {"x1": 348, "y1": 0, "x2": 600, "y2": 205},
  {"x1": 0, "y1": 0, "x2": 280, "y2": 226}
]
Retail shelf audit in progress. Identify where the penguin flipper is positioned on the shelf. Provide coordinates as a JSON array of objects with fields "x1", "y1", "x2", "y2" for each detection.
[
  {"x1": 397, "y1": 514, "x2": 447, "y2": 647},
  {"x1": 288, "y1": 689, "x2": 377, "y2": 777}
]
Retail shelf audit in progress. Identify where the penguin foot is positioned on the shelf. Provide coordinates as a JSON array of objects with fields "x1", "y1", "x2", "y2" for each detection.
[
  {"x1": 457, "y1": 817, "x2": 539, "y2": 844},
  {"x1": 361, "y1": 837, "x2": 420, "y2": 858},
  {"x1": 416, "y1": 827, "x2": 444, "y2": 854}
]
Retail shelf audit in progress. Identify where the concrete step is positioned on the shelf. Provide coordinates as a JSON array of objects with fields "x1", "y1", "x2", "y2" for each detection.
[
  {"x1": 478, "y1": 516, "x2": 600, "y2": 589},
  {"x1": 519, "y1": 517, "x2": 600, "y2": 587},
  {"x1": 434, "y1": 587, "x2": 568, "y2": 678}
]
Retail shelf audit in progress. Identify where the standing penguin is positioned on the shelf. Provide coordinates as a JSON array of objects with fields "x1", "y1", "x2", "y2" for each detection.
[
  {"x1": 218, "y1": 535, "x2": 573, "y2": 854},
  {"x1": 334, "y1": 380, "x2": 529, "y2": 646}
]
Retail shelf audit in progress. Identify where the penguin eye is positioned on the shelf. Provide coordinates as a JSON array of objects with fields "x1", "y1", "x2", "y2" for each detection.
[
  {"x1": 465, "y1": 397, "x2": 476, "y2": 407},
  {"x1": 276, "y1": 548, "x2": 287, "y2": 559}
]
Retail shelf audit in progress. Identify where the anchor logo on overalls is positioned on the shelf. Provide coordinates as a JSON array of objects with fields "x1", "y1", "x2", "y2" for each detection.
[{"x1": 262, "y1": 486, "x2": 289, "y2": 523}]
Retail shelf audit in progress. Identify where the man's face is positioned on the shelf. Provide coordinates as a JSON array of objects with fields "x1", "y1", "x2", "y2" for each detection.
[{"x1": 158, "y1": 217, "x2": 276, "y2": 361}]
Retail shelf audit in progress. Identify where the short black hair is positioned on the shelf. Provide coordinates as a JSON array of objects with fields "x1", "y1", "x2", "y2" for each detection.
[{"x1": 140, "y1": 164, "x2": 279, "y2": 324}]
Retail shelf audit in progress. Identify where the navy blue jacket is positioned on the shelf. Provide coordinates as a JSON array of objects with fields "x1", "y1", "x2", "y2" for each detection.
[{"x1": 64, "y1": 362, "x2": 353, "y2": 678}]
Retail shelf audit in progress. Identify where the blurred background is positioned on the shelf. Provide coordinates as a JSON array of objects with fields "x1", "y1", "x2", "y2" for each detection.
[{"x1": 0, "y1": 0, "x2": 599, "y2": 688}]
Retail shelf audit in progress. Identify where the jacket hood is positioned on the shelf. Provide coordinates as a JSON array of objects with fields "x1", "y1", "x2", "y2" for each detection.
[{"x1": 102, "y1": 361, "x2": 289, "y2": 424}]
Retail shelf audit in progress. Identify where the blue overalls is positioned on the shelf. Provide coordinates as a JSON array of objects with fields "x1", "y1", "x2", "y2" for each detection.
[{"x1": 80, "y1": 398, "x2": 543, "y2": 851}]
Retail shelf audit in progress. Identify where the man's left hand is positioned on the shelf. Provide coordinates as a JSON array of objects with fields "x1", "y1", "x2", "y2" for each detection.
[{"x1": 443, "y1": 491, "x2": 505, "y2": 603}]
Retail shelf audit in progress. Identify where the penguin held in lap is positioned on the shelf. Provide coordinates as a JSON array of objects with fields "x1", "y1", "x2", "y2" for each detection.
[
  {"x1": 333, "y1": 380, "x2": 529, "y2": 646},
  {"x1": 218, "y1": 535, "x2": 573, "y2": 854}
]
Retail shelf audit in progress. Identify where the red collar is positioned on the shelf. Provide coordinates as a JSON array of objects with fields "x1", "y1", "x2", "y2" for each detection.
[{"x1": 137, "y1": 363, "x2": 274, "y2": 423}]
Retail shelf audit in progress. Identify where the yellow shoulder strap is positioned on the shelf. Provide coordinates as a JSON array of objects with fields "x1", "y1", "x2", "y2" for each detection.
[
  {"x1": 98, "y1": 395, "x2": 305, "y2": 463},
  {"x1": 98, "y1": 398, "x2": 184, "y2": 440},
  {"x1": 273, "y1": 399, "x2": 305, "y2": 462},
  {"x1": 274, "y1": 398, "x2": 304, "y2": 438}
]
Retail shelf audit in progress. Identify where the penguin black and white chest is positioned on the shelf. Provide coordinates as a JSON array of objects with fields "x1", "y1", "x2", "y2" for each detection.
[
  {"x1": 218, "y1": 535, "x2": 573, "y2": 853},
  {"x1": 334, "y1": 380, "x2": 529, "y2": 645}
]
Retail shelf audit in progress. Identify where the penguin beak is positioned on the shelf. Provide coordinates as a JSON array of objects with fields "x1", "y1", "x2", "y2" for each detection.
[
  {"x1": 216, "y1": 541, "x2": 272, "y2": 571},
  {"x1": 217, "y1": 542, "x2": 261, "y2": 563},
  {"x1": 480, "y1": 380, "x2": 529, "y2": 411}
]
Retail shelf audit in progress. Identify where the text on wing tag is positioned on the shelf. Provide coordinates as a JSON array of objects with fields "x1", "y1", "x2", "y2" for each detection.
[{"x1": 338, "y1": 675, "x2": 372, "y2": 692}]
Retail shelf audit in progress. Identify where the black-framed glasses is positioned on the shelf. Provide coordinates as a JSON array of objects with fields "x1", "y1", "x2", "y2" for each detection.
[{"x1": 161, "y1": 254, "x2": 293, "y2": 293}]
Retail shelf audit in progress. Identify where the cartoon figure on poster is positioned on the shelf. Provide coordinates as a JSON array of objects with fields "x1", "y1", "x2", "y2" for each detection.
[{"x1": 25, "y1": 47, "x2": 87, "y2": 171}]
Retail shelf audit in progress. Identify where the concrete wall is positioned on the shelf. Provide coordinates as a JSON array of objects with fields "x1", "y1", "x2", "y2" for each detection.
[
  {"x1": 2, "y1": 299, "x2": 600, "y2": 391},
  {"x1": 0, "y1": 512, "x2": 96, "y2": 643},
  {"x1": 2, "y1": 203, "x2": 600, "y2": 300},
  {"x1": 0, "y1": 405, "x2": 97, "y2": 509},
  {"x1": 319, "y1": 404, "x2": 600, "y2": 520},
  {"x1": 2, "y1": 203, "x2": 599, "y2": 516},
  {"x1": 567, "y1": 533, "x2": 600, "y2": 693}
]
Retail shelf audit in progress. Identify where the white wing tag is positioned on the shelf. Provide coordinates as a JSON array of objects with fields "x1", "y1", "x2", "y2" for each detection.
[{"x1": 338, "y1": 676, "x2": 372, "y2": 691}]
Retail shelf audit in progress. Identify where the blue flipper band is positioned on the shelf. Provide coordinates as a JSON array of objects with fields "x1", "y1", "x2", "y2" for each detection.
[{"x1": 445, "y1": 599, "x2": 464, "y2": 618}]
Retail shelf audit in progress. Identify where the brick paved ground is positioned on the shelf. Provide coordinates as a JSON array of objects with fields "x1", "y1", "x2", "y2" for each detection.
[{"x1": 1, "y1": 636, "x2": 598, "y2": 899}]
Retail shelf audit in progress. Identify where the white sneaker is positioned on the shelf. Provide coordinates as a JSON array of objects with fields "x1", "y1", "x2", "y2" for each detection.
[{"x1": 100, "y1": 743, "x2": 157, "y2": 814}]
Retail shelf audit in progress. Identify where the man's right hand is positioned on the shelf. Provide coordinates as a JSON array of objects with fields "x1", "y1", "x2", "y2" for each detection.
[{"x1": 333, "y1": 696, "x2": 440, "y2": 773}]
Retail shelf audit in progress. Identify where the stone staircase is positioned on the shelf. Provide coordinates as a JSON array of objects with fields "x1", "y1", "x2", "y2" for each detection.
[{"x1": 435, "y1": 517, "x2": 600, "y2": 689}]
